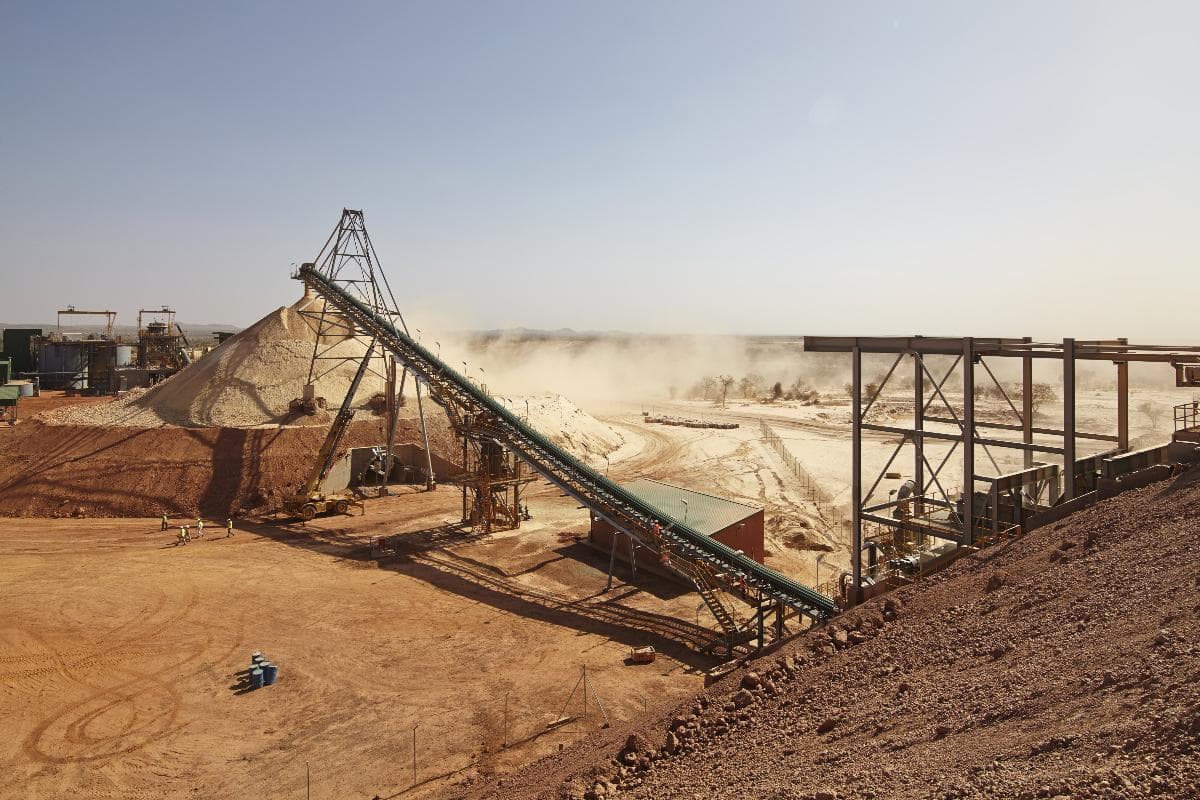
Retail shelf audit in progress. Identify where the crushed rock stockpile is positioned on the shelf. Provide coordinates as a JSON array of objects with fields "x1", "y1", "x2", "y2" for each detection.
[
  {"x1": 445, "y1": 472, "x2": 1200, "y2": 800},
  {"x1": 494, "y1": 393, "x2": 624, "y2": 462},
  {"x1": 43, "y1": 297, "x2": 385, "y2": 428}
]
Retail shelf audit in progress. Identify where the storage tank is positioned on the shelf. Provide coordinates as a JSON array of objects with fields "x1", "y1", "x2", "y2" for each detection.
[{"x1": 115, "y1": 345, "x2": 133, "y2": 367}]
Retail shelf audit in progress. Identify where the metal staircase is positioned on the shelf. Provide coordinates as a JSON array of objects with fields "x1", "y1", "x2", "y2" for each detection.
[
  {"x1": 672, "y1": 555, "x2": 758, "y2": 654},
  {"x1": 294, "y1": 244, "x2": 838, "y2": 633}
]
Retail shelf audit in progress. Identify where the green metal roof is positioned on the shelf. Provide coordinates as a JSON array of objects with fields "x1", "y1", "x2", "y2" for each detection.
[{"x1": 622, "y1": 478, "x2": 759, "y2": 537}]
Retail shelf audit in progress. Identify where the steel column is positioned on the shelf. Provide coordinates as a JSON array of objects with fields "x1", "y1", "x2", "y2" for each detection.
[
  {"x1": 1063, "y1": 338, "x2": 1076, "y2": 501},
  {"x1": 962, "y1": 338, "x2": 975, "y2": 546},
  {"x1": 1117, "y1": 337, "x2": 1129, "y2": 452},
  {"x1": 851, "y1": 345, "x2": 863, "y2": 606},
  {"x1": 1022, "y1": 336, "x2": 1034, "y2": 470},
  {"x1": 914, "y1": 353, "x2": 924, "y2": 514},
  {"x1": 382, "y1": 357, "x2": 399, "y2": 496},
  {"x1": 415, "y1": 378, "x2": 436, "y2": 490}
]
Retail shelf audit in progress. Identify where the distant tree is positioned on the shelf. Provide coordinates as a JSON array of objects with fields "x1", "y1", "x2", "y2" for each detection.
[
  {"x1": 700, "y1": 376, "x2": 716, "y2": 400},
  {"x1": 739, "y1": 373, "x2": 764, "y2": 399},
  {"x1": 1138, "y1": 400, "x2": 1163, "y2": 430},
  {"x1": 1029, "y1": 383, "x2": 1057, "y2": 416},
  {"x1": 668, "y1": 385, "x2": 677, "y2": 400},
  {"x1": 771, "y1": 381, "x2": 784, "y2": 401},
  {"x1": 717, "y1": 374, "x2": 735, "y2": 407},
  {"x1": 842, "y1": 381, "x2": 880, "y2": 404}
]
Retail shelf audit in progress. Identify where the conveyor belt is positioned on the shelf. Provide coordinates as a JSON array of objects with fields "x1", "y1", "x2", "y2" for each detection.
[{"x1": 299, "y1": 265, "x2": 837, "y2": 622}]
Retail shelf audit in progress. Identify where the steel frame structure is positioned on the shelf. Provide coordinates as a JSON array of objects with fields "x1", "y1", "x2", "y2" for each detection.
[
  {"x1": 805, "y1": 335, "x2": 1200, "y2": 605},
  {"x1": 136, "y1": 307, "x2": 187, "y2": 371},
  {"x1": 294, "y1": 238, "x2": 838, "y2": 652},
  {"x1": 55, "y1": 307, "x2": 117, "y2": 340},
  {"x1": 296, "y1": 211, "x2": 533, "y2": 527},
  {"x1": 297, "y1": 209, "x2": 437, "y2": 496}
]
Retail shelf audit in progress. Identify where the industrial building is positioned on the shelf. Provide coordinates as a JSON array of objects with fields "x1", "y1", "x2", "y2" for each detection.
[
  {"x1": 589, "y1": 479, "x2": 766, "y2": 571},
  {"x1": 0, "y1": 305, "x2": 193, "y2": 395}
]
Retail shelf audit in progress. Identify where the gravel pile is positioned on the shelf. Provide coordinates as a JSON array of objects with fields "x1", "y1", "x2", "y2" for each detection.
[
  {"x1": 494, "y1": 393, "x2": 624, "y2": 462},
  {"x1": 446, "y1": 470, "x2": 1200, "y2": 800}
]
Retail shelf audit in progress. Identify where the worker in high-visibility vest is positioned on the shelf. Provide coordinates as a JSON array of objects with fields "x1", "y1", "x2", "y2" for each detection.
[
  {"x1": 161, "y1": 514, "x2": 169, "y2": 531},
  {"x1": 226, "y1": 518, "x2": 234, "y2": 538},
  {"x1": 177, "y1": 526, "x2": 189, "y2": 546},
  {"x1": 196, "y1": 519, "x2": 204, "y2": 538}
]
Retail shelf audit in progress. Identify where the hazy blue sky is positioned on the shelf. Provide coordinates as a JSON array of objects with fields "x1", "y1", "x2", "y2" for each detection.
[{"x1": 2, "y1": 2, "x2": 1197, "y2": 338}]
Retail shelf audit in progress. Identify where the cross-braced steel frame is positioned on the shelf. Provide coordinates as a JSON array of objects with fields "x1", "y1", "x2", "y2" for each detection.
[
  {"x1": 297, "y1": 209, "x2": 436, "y2": 492},
  {"x1": 805, "y1": 336, "x2": 1200, "y2": 605}
]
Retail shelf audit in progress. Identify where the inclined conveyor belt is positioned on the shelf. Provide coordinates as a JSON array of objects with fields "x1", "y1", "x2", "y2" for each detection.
[{"x1": 299, "y1": 265, "x2": 837, "y2": 621}]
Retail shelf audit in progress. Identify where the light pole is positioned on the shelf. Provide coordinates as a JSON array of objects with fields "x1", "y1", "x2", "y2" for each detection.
[{"x1": 681, "y1": 499, "x2": 689, "y2": 526}]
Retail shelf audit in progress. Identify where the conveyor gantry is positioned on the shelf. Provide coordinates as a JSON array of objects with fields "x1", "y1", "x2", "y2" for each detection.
[{"x1": 297, "y1": 263, "x2": 838, "y2": 627}]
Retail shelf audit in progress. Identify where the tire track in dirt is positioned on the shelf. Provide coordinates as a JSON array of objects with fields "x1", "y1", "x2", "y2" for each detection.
[
  {"x1": 21, "y1": 666, "x2": 184, "y2": 765},
  {"x1": 603, "y1": 421, "x2": 691, "y2": 480},
  {"x1": 14, "y1": 577, "x2": 241, "y2": 767}
]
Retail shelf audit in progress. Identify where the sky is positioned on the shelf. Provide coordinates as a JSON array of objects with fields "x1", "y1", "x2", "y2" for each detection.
[{"x1": 1, "y1": 1, "x2": 1198, "y2": 339}]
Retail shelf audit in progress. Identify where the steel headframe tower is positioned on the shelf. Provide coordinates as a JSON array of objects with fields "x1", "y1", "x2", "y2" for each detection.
[
  {"x1": 297, "y1": 208, "x2": 436, "y2": 492},
  {"x1": 297, "y1": 209, "x2": 532, "y2": 532}
]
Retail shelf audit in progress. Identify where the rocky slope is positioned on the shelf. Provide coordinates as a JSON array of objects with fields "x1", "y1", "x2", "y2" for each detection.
[{"x1": 445, "y1": 469, "x2": 1200, "y2": 800}]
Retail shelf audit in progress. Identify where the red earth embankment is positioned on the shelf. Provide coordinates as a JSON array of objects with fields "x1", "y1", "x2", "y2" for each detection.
[{"x1": 0, "y1": 417, "x2": 424, "y2": 518}]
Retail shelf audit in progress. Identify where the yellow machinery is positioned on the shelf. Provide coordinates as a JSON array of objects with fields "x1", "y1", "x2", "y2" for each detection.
[{"x1": 282, "y1": 341, "x2": 376, "y2": 520}]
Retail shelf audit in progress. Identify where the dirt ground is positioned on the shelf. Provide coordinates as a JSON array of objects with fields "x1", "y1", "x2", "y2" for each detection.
[
  {"x1": 448, "y1": 462, "x2": 1200, "y2": 800},
  {"x1": 3, "y1": 375, "x2": 1192, "y2": 800},
  {"x1": 0, "y1": 484, "x2": 716, "y2": 800}
]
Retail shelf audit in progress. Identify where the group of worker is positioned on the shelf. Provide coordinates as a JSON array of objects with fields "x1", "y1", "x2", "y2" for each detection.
[{"x1": 163, "y1": 514, "x2": 234, "y2": 546}]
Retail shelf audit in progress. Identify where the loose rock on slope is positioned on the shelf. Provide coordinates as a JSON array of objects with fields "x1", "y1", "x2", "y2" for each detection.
[{"x1": 442, "y1": 469, "x2": 1200, "y2": 800}]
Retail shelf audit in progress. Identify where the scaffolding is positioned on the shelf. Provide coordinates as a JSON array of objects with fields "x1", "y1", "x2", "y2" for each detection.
[{"x1": 804, "y1": 336, "x2": 1200, "y2": 604}]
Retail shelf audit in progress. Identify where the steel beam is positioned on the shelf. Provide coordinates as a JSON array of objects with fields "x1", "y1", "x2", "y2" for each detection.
[
  {"x1": 861, "y1": 423, "x2": 1066, "y2": 455},
  {"x1": 923, "y1": 416, "x2": 1117, "y2": 443},
  {"x1": 861, "y1": 512, "x2": 962, "y2": 544},
  {"x1": 805, "y1": 335, "x2": 1200, "y2": 363}
]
